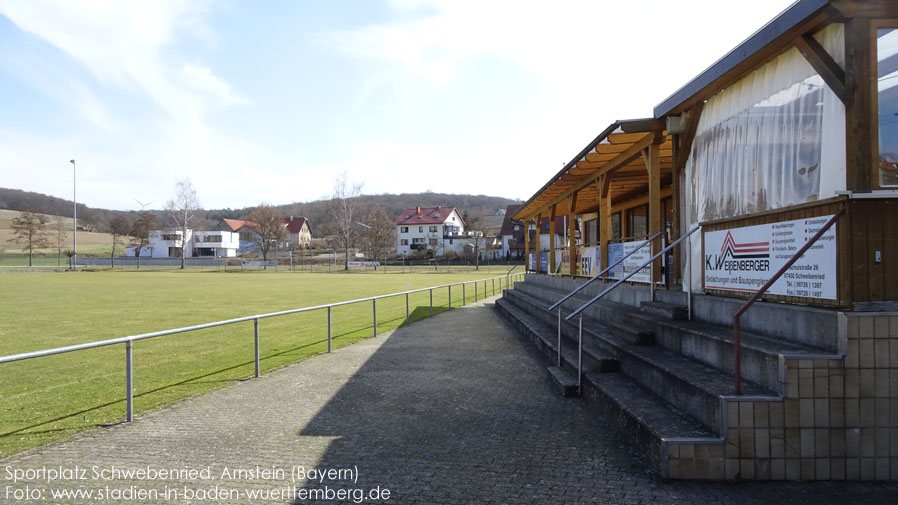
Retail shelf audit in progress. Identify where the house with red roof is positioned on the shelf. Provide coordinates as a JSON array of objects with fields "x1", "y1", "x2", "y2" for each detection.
[
  {"x1": 394, "y1": 206, "x2": 466, "y2": 256},
  {"x1": 279, "y1": 216, "x2": 312, "y2": 249}
]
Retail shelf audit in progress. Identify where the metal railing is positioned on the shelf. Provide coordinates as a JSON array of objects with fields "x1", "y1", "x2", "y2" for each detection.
[
  {"x1": 0, "y1": 273, "x2": 524, "y2": 423},
  {"x1": 547, "y1": 232, "x2": 662, "y2": 368},
  {"x1": 560, "y1": 226, "x2": 700, "y2": 390},
  {"x1": 731, "y1": 209, "x2": 843, "y2": 394}
]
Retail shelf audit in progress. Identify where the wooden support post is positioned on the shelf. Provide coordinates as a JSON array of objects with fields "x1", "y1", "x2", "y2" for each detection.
[
  {"x1": 644, "y1": 142, "x2": 662, "y2": 283},
  {"x1": 844, "y1": 17, "x2": 876, "y2": 193},
  {"x1": 671, "y1": 147, "x2": 682, "y2": 286},
  {"x1": 535, "y1": 213, "x2": 543, "y2": 273},
  {"x1": 549, "y1": 205, "x2": 556, "y2": 275},
  {"x1": 598, "y1": 175, "x2": 612, "y2": 272},
  {"x1": 524, "y1": 217, "x2": 531, "y2": 271},
  {"x1": 568, "y1": 192, "x2": 578, "y2": 276}
]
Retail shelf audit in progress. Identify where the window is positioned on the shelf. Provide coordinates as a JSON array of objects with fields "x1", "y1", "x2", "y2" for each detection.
[
  {"x1": 626, "y1": 204, "x2": 648, "y2": 238},
  {"x1": 413, "y1": 237, "x2": 425, "y2": 244},
  {"x1": 611, "y1": 213, "x2": 622, "y2": 240},
  {"x1": 162, "y1": 234, "x2": 179, "y2": 241},
  {"x1": 878, "y1": 27, "x2": 898, "y2": 186},
  {"x1": 401, "y1": 239, "x2": 408, "y2": 245},
  {"x1": 428, "y1": 239, "x2": 438, "y2": 246},
  {"x1": 433, "y1": 213, "x2": 439, "y2": 218},
  {"x1": 400, "y1": 226, "x2": 408, "y2": 233},
  {"x1": 429, "y1": 226, "x2": 437, "y2": 233},
  {"x1": 418, "y1": 226, "x2": 424, "y2": 233}
]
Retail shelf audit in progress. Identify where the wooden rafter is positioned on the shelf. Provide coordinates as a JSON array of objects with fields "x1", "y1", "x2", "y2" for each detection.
[{"x1": 795, "y1": 33, "x2": 847, "y2": 103}]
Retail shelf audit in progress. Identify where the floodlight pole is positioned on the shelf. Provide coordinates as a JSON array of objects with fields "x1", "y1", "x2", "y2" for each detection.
[{"x1": 70, "y1": 159, "x2": 77, "y2": 269}]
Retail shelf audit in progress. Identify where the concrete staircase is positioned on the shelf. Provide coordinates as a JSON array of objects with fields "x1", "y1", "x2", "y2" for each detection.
[{"x1": 495, "y1": 274, "x2": 843, "y2": 479}]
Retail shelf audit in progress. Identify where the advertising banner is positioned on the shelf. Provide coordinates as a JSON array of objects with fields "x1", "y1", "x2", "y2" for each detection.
[
  {"x1": 607, "y1": 241, "x2": 653, "y2": 284},
  {"x1": 577, "y1": 246, "x2": 599, "y2": 277},
  {"x1": 703, "y1": 215, "x2": 837, "y2": 300},
  {"x1": 528, "y1": 253, "x2": 536, "y2": 271},
  {"x1": 539, "y1": 252, "x2": 548, "y2": 273}
]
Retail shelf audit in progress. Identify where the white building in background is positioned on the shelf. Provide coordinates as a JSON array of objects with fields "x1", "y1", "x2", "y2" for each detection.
[
  {"x1": 395, "y1": 206, "x2": 469, "y2": 256},
  {"x1": 126, "y1": 229, "x2": 239, "y2": 258}
]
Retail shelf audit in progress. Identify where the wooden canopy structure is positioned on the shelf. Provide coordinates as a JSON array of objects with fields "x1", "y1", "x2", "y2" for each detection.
[{"x1": 513, "y1": 118, "x2": 682, "y2": 278}]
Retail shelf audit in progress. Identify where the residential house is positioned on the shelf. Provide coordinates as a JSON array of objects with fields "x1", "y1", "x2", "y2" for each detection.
[
  {"x1": 279, "y1": 216, "x2": 312, "y2": 249},
  {"x1": 499, "y1": 204, "x2": 571, "y2": 260},
  {"x1": 125, "y1": 229, "x2": 239, "y2": 258},
  {"x1": 394, "y1": 206, "x2": 467, "y2": 256}
]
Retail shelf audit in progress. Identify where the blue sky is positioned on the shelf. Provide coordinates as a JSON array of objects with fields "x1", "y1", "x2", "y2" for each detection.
[{"x1": 0, "y1": 0, "x2": 795, "y2": 211}]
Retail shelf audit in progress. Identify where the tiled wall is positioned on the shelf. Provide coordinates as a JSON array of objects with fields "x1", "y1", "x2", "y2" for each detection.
[{"x1": 665, "y1": 312, "x2": 898, "y2": 480}]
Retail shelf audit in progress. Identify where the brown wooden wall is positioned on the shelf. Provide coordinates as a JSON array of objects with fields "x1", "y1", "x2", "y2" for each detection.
[{"x1": 849, "y1": 198, "x2": 898, "y2": 303}]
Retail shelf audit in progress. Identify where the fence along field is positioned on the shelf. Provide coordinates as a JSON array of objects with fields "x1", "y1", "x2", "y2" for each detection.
[{"x1": 0, "y1": 269, "x2": 517, "y2": 457}]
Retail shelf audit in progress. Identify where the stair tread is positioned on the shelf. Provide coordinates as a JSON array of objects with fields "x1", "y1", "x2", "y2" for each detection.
[
  {"x1": 585, "y1": 372, "x2": 721, "y2": 441},
  {"x1": 523, "y1": 282, "x2": 834, "y2": 357},
  {"x1": 509, "y1": 286, "x2": 779, "y2": 398},
  {"x1": 497, "y1": 297, "x2": 615, "y2": 368}
]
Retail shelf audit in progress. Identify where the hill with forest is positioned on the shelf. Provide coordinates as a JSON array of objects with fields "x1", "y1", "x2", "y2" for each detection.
[{"x1": 0, "y1": 187, "x2": 520, "y2": 237}]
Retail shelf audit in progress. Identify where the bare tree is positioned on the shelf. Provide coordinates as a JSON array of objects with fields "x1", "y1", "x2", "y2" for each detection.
[
  {"x1": 8, "y1": 209, "x2": 50, "y2": 266},
  {"x1": 109, "y1": 215, "x2": 130, "y2": 268},
  {"x1": 52, "y1": 215, "x2": 68, "y2": 267},
  {"x1": 325, "y1": 171, "x2": 362, "y2": 270},
  {"x1": 463, "y1": 212, "x2": 486, "y2": 270},
  {"x1": 130, "y1": 210, "x2": 156, "y2": 269},
  {"x1": 246, "y1": 204, "x2": 287, "y2": 262},
  {"x1": 164, "y1": 179, "x2": 200, "y2": 269},
  {"x1": 361, "y1": 206, "x2": 395, "y2": 268}
]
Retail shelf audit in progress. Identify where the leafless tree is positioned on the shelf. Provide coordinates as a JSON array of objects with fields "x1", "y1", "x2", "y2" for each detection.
[
  {"x1": 109, "y1": 215, "x2": 130, "y2": 268},
  {"x1": 361, "y1": 206, "x2": 395, "y2": 266},
  {"x1": 52, "y1": 215, "x2": 68, "y2": 267},
  {"x1": 8, "y1": 208, "x2": 50, "y2": 266},
  {"x1": 164, "y1": 178, "x2": 200, "y2": 269},
  {"x1": 129, "y1": 210, "x2": 156, "y2": 269},
  {"x1": 246, "y1": 204, "x2": 287, "y2": 262},
  {"x1": 325, "y1": 171, "x2": 362, "y2": 270},
  {"x1": 463, "y1": 212, "x2": 486, "y2": 270}
]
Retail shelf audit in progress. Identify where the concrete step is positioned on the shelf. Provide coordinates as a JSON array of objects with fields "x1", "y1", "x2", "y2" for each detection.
[
  {"x1": 582, "y1": 371, "x2": 722, "y2": 478},
  {"x1": 501, "y1": 284, "x2": 779, "y2": 433},
  {"x1": 547, "y1": 366, "x2": 580, "y2": 397},
  {"x1": 640, "y1": 300, "x2": 687, "y2": 320},
  {"x1": 608, "y1": 321, "x2": 655, "y2": 346},
  {"x1": 512, "y1": 281, "x2": 837, "y2": 395},
  {"x1": 495, "y1": 297, "x2": 618, "y2": 380}
]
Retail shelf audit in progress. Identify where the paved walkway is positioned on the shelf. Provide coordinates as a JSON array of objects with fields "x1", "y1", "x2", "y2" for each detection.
[{"x1": 2, "y1": 296, "x2": 897, "y2": 504}]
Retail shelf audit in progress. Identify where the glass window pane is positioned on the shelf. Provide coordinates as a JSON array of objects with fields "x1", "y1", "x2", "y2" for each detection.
[{"x1": 878, "y1": 28, "x2": 898, "y2": 186}]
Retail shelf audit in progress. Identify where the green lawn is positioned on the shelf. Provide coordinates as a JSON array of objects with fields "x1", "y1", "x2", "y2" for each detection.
[{"x1": 0, "y1": 268, "x2": 520, "y2": 457}]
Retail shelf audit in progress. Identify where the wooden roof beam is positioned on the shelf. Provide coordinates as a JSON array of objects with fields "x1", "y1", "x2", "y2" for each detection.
[{"x1": 794, "y1": 33, "x2": 847, "y2": 103}]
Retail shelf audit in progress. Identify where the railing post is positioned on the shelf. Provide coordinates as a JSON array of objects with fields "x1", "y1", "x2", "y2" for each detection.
[
  {"x1": 448, "y1": 285, "x2": 452, "y2": 309},
  {"x1": 405, "y1": 293, "x2": 409, "y2": 323},
  {"x1": 373, "y1": 299, "x2": 377, "y2": 336},
  {"x1": 327, "y1": 307, "x2": 332, "y2": 353},
  {"x1": 577, "y1": 314, "x2": 583, "y2": 393},
  {"x1": 463, "y1": 283, "x2": 466, "y2": 305},
  {"x1": 475, "y1": 281, "x2": 477, "y2": 301},
  {"x1": 125, "y1": 340, "x2": 133, "y2": 422},
  {"x1": 557, "y1": 308, "x2": 562, "y2": 367},
  {"x1": 734, "y1": 317, "x2": 742, "y2": 395},
  {"x1": 650, "y1": 240, "x2": 655, "y2": 302},
  {"x1": 492, "y1": 278, "x2": 495, "y2": 295},
  {"x1": 687, "y1": 236, "x2": 693, "y2": 321},
  {"x1": 254, "y1": 318, "x2": 260, "y2": 378},
  {"x1": 429, "y1": 289, "x2": 433, "y2": 317}
]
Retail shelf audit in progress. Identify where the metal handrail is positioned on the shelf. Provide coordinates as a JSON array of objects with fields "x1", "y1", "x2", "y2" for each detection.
[
  {"x1": 547, "y1": 231, "x2": 662, "y2": 311},
  {"x1": 0, "y1": 273, "x2": 523, "y2": 423},
  {"x1": 565, "y1": 225, "x2": 700, "y2": 321},
  {"x1": 732, "y1": 209, "x2": 843, "y2": 394}
]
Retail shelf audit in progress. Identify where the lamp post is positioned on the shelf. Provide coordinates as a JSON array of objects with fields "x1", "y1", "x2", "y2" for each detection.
[{"x1": 70, "y1": 159, "x2": 76, "y2": 269}]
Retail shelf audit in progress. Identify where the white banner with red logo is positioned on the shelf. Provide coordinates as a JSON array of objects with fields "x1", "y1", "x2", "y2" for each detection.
[{"x1": 703, "y1": 215, "x2": 837, "y2": 300}]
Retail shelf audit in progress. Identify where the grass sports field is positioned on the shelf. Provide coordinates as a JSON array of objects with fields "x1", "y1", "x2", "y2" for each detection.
[{"x1": 0, "y1": 268, "x2": 520, "y2": 457}]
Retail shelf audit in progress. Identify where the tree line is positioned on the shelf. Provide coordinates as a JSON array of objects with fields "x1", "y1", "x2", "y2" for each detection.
[{"x1": 4, "y1": 178, "x2": 518, "y2": 269}]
